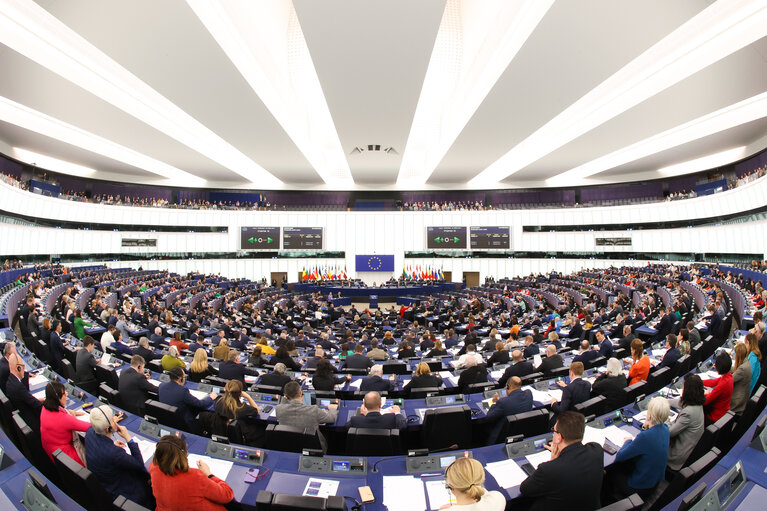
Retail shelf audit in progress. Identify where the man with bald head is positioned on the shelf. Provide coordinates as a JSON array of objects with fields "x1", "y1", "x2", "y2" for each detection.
[
  {"x1": 348, "y1": 391, "x2": 406, "y2": 429},
  {"x1": 498, "y1": 349, "x2": 534, "y2": 387},
  {"x1": 536, "y1": 345, "x2": 564, "y2": 375},
  {"x1": 486, "y1": 376, "x2": 534, "y2": 442},
  {"x1": 6, "y1": 352, "x2": 43, "y2": 431}
]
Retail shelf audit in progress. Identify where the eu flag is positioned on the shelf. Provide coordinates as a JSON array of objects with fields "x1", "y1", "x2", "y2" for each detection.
[{"x1": 355, "y1": 255, "x2": 395, "y2": 272}]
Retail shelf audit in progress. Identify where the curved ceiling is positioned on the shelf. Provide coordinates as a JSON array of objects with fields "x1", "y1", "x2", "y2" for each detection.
[{"x1": 1, "y1": 0, "x2": 767, "y2": 191}]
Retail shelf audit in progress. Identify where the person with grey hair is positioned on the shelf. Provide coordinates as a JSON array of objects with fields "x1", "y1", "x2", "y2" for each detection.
[
  {"x1": 611, "y1": 396, "x2": 670, "y2": 500},
  {"x1": 0, "y1": 341, "x2": 18, "y2": 393},
  {"x1": 276, "y1": 381, "x2": 338, "y2": 452},
  {"x1": 360, "y1": 363, "x2": 395, "y2": 392},
  {"x1": 84, "y1": 405, "x2": 153, "y2": 507},
  {"x1": 258, "y1": 362, "x2": 292, "y2": 390},
  {"x1": 133, "y1": 336, "x2": 158, "y2": 362},
  {"x1": 161, "y1": 345, "x2": 185, "y2": 371},
  {"x1": 592, "y1": 357, "x2": 628, "y2": 411}
]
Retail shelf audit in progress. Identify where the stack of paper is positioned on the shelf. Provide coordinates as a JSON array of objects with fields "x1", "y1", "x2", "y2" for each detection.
[
  {"x1": 302, "y1": 478, "x2": 339, "y2": 498},
  {"x1": 533, "y1": 355, "x2": 542, "y2": 366},
  {"x1": 189, "y1": 389, "x2": 210, "y2": 400},
  {"x1": 528, "y1": 388, "x2": 552, "y2": 403},
  {"x1": 187, "y1": 454, "x2": 233, "y2": 480},
  {"x1": 438, "y1": 371, "x2": 453, "y2": 379},
  {"x1": 490, "y1": 369, "x2": 504, "y2": 380},
  {"x1": 28, "y1": 374, "x2": 49, "y2": 387},
  {"x1": 348, "y1": 379, "x2": 362, "y2": 390},
  {"x1": 383, "y1": 475, "x2": 426, "y2": 511},
  {"x1": 425, "y1": 479, "x2": 455, "y2": 510},
  {"x1": 548, "y1": 389, "x2": 563, "y2": 402},
  {"x1": 485, "y1": 458, "x2": 528, "y2": 489},
  {"x1": 525, "y1": 450, "x2": 551, "y2": 470},
  {"x1": 148, "y1": 378, "x2": 162, "y2": 387},
  {"x1": 602, "y1": 425, "x2": 634, "y2": 447},
  {"x1": 446, "y1": 375, "x2": 460, "y2": 386},
  {"x1": 582, "y1": 426, "x2": 606, "y2": 447}
]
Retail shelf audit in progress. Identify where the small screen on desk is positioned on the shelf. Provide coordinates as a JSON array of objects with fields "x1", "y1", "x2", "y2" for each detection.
[
  {"x1": 233, "y1": 449, "x2": 249, "y2": 461},
  {"x1": 534, "y1": 439, "x2": 547, "y2": 450},
  {"x1": 160, "y1": 428, "x2": 171, "y2": 437},
  {"x1": 332, "y1": 460, "x2": 350, "y2": 472},
  {"x1": 603, "y1": 416, "x2": 614, "y2": 427},
  {"x1": 445, "y1": 396, "x2": 455, "y2": 404},
  {"x1": 320, "y1": 399, "x2": 331, "y2": 408},
  {"x1": 440, "y1": 456, "x2": 456, "y2": 468}
]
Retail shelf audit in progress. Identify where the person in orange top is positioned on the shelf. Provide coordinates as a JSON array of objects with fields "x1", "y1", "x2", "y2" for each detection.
[
  {"x1": 169, "y1": 331, "x2": 189, "y2": 352},
  {"x1": 627, "y1": 338, "x2": 650, "y2": 386},
  {"x1": 149, "y1": 435, "x2": 233, "y2": 511}
]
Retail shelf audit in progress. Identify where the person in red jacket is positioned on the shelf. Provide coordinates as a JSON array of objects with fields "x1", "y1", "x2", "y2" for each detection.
[
  {"x1": 702, "y1": 352, "x2": 734, "y2": 424},
  {"x1": 149, "y1": 435, "x2": 233, "y2": 511},
  {"x1": 169, "y1": 331, "x2": 190, "y2": 352}
]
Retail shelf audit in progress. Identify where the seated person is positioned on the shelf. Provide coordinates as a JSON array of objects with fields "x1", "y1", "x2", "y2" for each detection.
[
  {"x1": 498, "y1": 350, "x2": 535, "y2": 387},
  {"x1": 149, "y1": 435, "x2": 233, "y2": 510},
  {"x1": 519, "y1": 411, "x2": 604, "y2": 510},
  {"x1": 6, "y1": 352, "x2": 43, "y2": 431},
  {"x1": 85, "y1": 405, "x2": 153, "y2": 508},
  {"x1": 486, "y1": 342, "x2": 510, "y2": 366},
  {"x1": 550, "y1": 362, "x2": 591, "y2": 425},
  {"x1": 312, "y1": 359, "x2": 350, "y2": 391},
  {"x1": 443, "y1": 457, "x2": 506, "y2": 510},
  {"x1": 425, "y1": 339, "x2": 448, "y2": 358},
  {"x1": 158, "y1": 367, "x2": 217, "y2": 435},
  {"x1": 610, "y1": 397, "x2": 670, "y2": 501},
  {"x1": 359, "y1": 364, "x2": 395, "y2": 392},
  {"x1": 366, "y1": 339, "x2": 390, "y2": 360},
  {"x1": 133, "y1": 336, "x2": 159, "y2": 362},
  {"x1": 188, "y1": 348, "x2": 216, "y2": 383},
  {"x1": 75, "y1": 336, "x2": 101, "y2": 394},
  {"x1": 457, "y1": 357, "x2": 488, "y2": 393},
  {"x1": 667, "y1": 374, "x2": 705, "y2": 471},
  {"x1": 522, "y1": 336, "x2": 540, "y2": 358},
  {"x1": 213, "y1": 380, "x2": 264, "y2": 446},
  {"x1": 657, "y1": 334, "x2": 682, "y2": 369},
  {"x1": 702, "y1": 352, "x2": 734, "y2": 423},
  {"x1": 212, "y1": 338, "x2": 230, "y2": 361},
  {"x1": 169, "y1": 332, "x2": 189, "y2": 353},
  {"x1": 486, "y1": 376, "x2": 533, "y2": 442},
  {"x1": 40, "y1": 381, "x2": 90, "y2": 465},
  {"x1": 348, "y1": 391, "x2": 406, "y2": 429},
  {"x1": 275, "y1": 381, "x2": 338, "y2": 452},
  {"x1": 403, "y1": 361, "x2": 443, "y2": 394},
  {"x1": 397, "y1": 340, "x2": 415, "y2": 359},
  {"x1": 100, "y1": 325, "x2": 117, "y2": 352},
  {"x1": 455, "y1": 344, "x2": 484, "y2": 369},
  {"x1": 247, "y1": 345, "x2": 268, "y2": 368},
  {"x1": 572, "y1": 340, "x2": 599, "y2": 365},
  {"x1": 109, "y1": 330, "x2": 134, "y2": 356},
  {"x1": 536, "y1": 345, "x2": 564, "y2": 374},
  {"x1": 258, "y1": 362, "x2": 292, "y2": 391},
  {"x1": 217, "y1": 350, "x2": 256, "y2": 383},
  {"x1": 161, "y1": 345, "x2": 186, "y2": 372},
  {"x1": 344, "y1": 344, "x2": 375, "y2": 370},
  {"x1": 591, "y1": 358, "x2": 627, "y2": 412},
  {"x1": 269, "y1": 346, "x2": 301, "y2": 371},
  {"x1": 627, "y1": 338, "x2": 650, "y2": 385},
  {"x1": 118, "y1": 355, "x2": 158, "y2": 417}
]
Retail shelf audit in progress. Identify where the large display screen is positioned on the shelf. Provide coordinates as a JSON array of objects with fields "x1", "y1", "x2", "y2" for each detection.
[
  {"x1": 283, "y1": 227, "x2": 323, "y2": 249},
  {"x1": 240, "y1": 227, "x2": 280, "y2": 250},
  {"x1": 426, "y1": 226, "x2": 467, "y2": 249},
  {"x1": 470, "y1": 226, "x2": 510, "y2": 249}
]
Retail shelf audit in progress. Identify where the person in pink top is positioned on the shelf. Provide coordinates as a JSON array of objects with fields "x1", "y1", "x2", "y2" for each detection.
[{"x1": 40, "y1": 381, "x2": 90, "y2": 465}]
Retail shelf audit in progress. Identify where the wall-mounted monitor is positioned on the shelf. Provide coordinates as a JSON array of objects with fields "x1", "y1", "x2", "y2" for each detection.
[
  {"x1": 426, "y1": 227, "x2": 467, "y2": 249},
  {"x1": 470, "y1": 226, "x2": 510, "y2": 249},
  {"x1": 283, "y1": 227, "x2": 324, "y2": 250},
  {"x1": 240, "y1": 227, "x2": 280, "y2": 250}
]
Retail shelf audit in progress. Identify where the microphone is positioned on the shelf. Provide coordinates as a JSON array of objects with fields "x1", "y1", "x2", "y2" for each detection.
[{"x1": 371, "y1": 445, "x2": 459, "y2": 473}]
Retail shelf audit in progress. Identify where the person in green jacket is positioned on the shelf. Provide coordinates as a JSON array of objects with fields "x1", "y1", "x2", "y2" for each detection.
[
  {"x1": 72, "y1": 309, "x2": 86, "y2": 340},
  {"x1": 161, "y1": 346, "x2": 186, "y2": 371}
]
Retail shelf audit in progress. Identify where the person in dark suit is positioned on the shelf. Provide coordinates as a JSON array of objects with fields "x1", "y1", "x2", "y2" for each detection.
[
  {"x1": 258, "y1": 363, "x2": 292, "y2": 390},
  {"x1": 443, "y1": 329, "x2": 460, "y2": 349},
  {"x1": 536, "y1": 345, "x2": 563, "y2": 375},
  {"x1": 344, "y1": 344, "x2": 375, "y2": 370},
  {"x1": 158, "y1": 367, "x2": 217, "y2": 435},
  {"x1": 487, "y1": 342, "x2": 510, "y2": 366},
  {"x1": 498, "y1": 350, "x2": 534, "y2": 387},
  {"x1": 594, "y1": 330, "x2": 614, "y2": 359},
  {"x1": 217, "y1": 350, "x2": 256, "y2": 384},
  {"x1": 551, "y1": 362, "x2": 591, "y2": 425},
  {"x1": 519, "y1": 411, "x2": 604, "y2": 510},
  {"x1": 348, "y1": 391, "x2": 406, "y2": 429},
  {"x1": 403, "y1": 362, "x2": 443, "y2": 394},
  {"x1": 149, "y1": 327, "x2": 166, "y2": 347},
  {"x1": 133, "y1": 337, "x2": 158, "y2": 362},
  {"x1": 419, "y1": 335, "x2": 435, "y2": 352},
  {"x1": 359, "y1": 364, "x2": 395, "y2": 392},
  {"x1": 657, "y1": 334, "x2": 682, "y2": 370},
  {"x1": 6, "y1": 352, "x2": 43, "y2": 432},
  {"x1": 705, "y1": 305, "x2": 722, "y2": 338},
  {"x1": 311, "y1": 359, "x2": 350, "y2": 391},
  {"x1": 486, "y1": 376, "x2": 534, "y2": 442},
  {"x1": 457, "y1": 358, "x2": 488, "y2": 393},
  {"x1": 655, "y1": 307, "x2": 674, "y2": 341},
  {"x1": 48, "y1": 320, "x2": 66, "y2": 371},
  {"x1": 617, "y1": 325, "x2": 636, "y2": 350},
  {"x1": 118, "y1": 355, "x2": 158, "y2": 417},
  {"x1": 269, "y1": 346, "x2": 301, "y2": 372},
  {"x1": 572, "y1": 340, "x2": 599, "y2": 365},
  {"x1": 75, "y1": 336, "x2": 100, "y2": 394},
  {"x1": 84, "y1": 405, "x2": 153, "y2": 508},
  {"x1": 0, "y1": 342, "x2": 15, "y2": 393},
  {"x1": 592, "y1": 358, "x2": 628, "y2": 412},
  {"x1": 569, "y1": 320, "x2": 584, "y2": 341},
  {"x1": 523, "y1": 336, "x2": 540, "y2": 359}
]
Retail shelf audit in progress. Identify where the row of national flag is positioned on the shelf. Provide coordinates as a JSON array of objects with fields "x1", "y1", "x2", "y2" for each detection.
[
  {"x1": 402, "y1": 265, "x2": 444, "y2": 280},
  {"x1": 302, "y1": 265, "x2": 348, "y2": 281}
]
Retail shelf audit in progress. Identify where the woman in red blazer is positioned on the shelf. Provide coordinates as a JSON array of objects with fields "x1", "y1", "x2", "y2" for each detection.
[
  {"x1": 702, "y1": 352, "x2": 734, "y2": 423},
  {"x1": 40, "y1": 381, "x2": 90, "y2": 465},
  {"x1": 149, "y1": 435, "x2": 234, "y2": 511}
]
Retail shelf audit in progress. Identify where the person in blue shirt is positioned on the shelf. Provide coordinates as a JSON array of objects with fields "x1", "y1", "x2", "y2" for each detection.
[
  {"x1": 109, "y1": 330, "x2": 134, "y2": 356},
  {"x1": 610, "y1": 396, "x2": 670, "y2": 501},
  {"x1": 158, "y1": 367, "x2": 217, "y2": 435},
  {"x1": 745, "y1": 333, "x2": 762, "y2": 393},
  {"x1": 657, "y1": 334, "x2": 682, "y2": 370},
  {"x1": 84, "y1": 405, "x2": 154, "y2": 508}
]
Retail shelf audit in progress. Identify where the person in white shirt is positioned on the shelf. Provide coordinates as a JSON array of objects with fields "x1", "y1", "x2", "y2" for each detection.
[
  {"x1": 101, "y1": 325, "x2": 116, "y2": 352},
  {"x1": 456, "y1": 344, "x2": 484, "y2": 369}
]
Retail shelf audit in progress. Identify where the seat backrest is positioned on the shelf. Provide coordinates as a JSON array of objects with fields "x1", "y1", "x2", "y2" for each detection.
[
  {"x1": 409, "y1": 387, "x2": 441, "y2": 399},
  {"x1": 381, "y1": 362, "x2": 408, "y2": 375},
  {"x1": 94, "y1": 364, "x2": 119, "y2": 389},
  {"x1": 98, "y1": 383, "x2": 123, "y2": 408},
  {"x1": 144, "y1": 399, "x2": 185, "y2": 431},
  {"x1": 574, "y1": 395, "x2": 607, "y2": 418},
  {"x1": 346, "y1": 427, "x2": 401, "y2": 456},
  {"x1": 649, "y1": 448, "x2": 721, "y2": 511},
  {"x1": 0, "y1": 389, "x2": 16, "y2": 442},
  {"x1": 255, "y1": 384, "x2": 285, "y2": 395},
  {"x1": 421, "y1": 405, "x2": 472, "y2": 451},
  {"x1": 112, "y1": 495, "x2": 153, "y2": 511},
  {"x1": 683, "y1": 423, "x2": 718, "y2": 468},
  {"x1": 646, "y1": 366, "x2": 672, "y2": 393},
  {"x1": 504, "y1": 409, "x2": 549, "y2": 440},
  {"x1": 264, "y1": 424, "x2": 322, "y2": 453},
  {"x1": 597, "y1": 493, "x2": 643, "y2": 511},
  {"x1": 226, "y1": 419, "x2": 245, "y2": 445},
  {"x1": 59, "y1": 359, "x2": 76, "y2": 381},
  {"x1": 52, "y1": 449, "x2": 114, "y2": 511},
  {"x1": 12, "y1": 412, "x2": 58, "y2": 483},
  {"x1": 467, "y1": 381, "x2": 495, "y2": 393}
]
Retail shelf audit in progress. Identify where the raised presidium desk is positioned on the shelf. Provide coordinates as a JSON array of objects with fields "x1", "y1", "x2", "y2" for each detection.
[{"x1": 290, "y1": 283, "x2": 461, "y2": 299}]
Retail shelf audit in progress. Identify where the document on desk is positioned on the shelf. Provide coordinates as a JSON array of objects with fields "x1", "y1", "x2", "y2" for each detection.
[
  {"x1": 438, "y1": 371, "x2": 453, "y2": 379},
  {"x1": 302, "y1": 478, "x2": 339, "y2": 498},
  {"x1": 187, "y1": 454, "x2": 233, "y2": 480},
  {"x1": 582, "y1": 426, "x2": 606, "y2": 447},
  {"x1": 148, "y1": 379, "x2": 162, "y2": 387},
  {"x1": 528, "y1": 388, "x2": 552, "y2": 403},
  {"x1": 383, "y1": 475, "x2": 426, "y2": 511},
  {"x1": 485, "y1": 458, "x2": 528, "y2": 489},
  {"x1": 533, "y1": 355, "x2": 542, "y2": 367},
  {"x1": 28, "y1": 373, "x2": 48, "y2": 387},
  {"x1": 548, "y1": 389, "x2": 563, "y2": 402},
  {"x1": 189, "y1": 389, "x2": 209, "y2": 400},
  {"x1": 525, "y1": 450, "x2": 551, "y2": 470},
  {"x1": 33, "y1": 389, "x2": 46, "y2": 400},
  {"x1": 602, "y1": 425, "x2": 634, "y2": 448},
  {"x1": 425, "y1": 479, "x2": 455, "y2": 510},
  {"x1": 134, "y1": 437, "x2": 158, "y2": 463},
  {"x1": 446, "y1": 375, "x2": 460, "y2": 386},
  {"x1": 348, "y1": 379, "x2": 362, "y2": 390},
  {"x1": 490, "y1": 369, "x2": 504, "y2": 380}
]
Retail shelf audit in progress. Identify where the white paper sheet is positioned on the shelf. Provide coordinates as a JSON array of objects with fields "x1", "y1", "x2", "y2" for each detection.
[
  {"x1": 525, "y1": 450, "x2": 551, "y2": 470},
  {"x1": 490, "y1": 370, "x2": 504, "y2": 380},
  {"x1": 438, "y1": 371, "x2": 453, "y2": 379},
  {"x1": 529, "y1": 388, "x2": 552, "y2": 403},
  {"x1": 187, "y1": 453, "x2": 233, "y2": 480},
  {"x1": 28, "y1": 374, "x2": 49, "y2": 387},
  {"x1": 348, "y1": 379, "x2": 362, "y2": 390},
  {"x1": 302, "y1": 477, "x2": 339, "y2": 498},
  {"x1": 485, "y1": 458, "x2": 529, "y2": 489},
  {"x1": 189, "y1": 389, "x2": 209, "y2": 400},
  {"x1": 148, "y1": 379, "x2": 162, "y2": 387},
  {"x1": 33, "y1": 389, "x2": 46, "y2": 399},
  {"x1": 533, "y1": 355, "x2": 542, "y2": 367},
  {"x1": 602, "y1": 425, "x2": 634, "y2": 447},
  {"x1": 446, "y1": 375, "x2": 459, "y2": 386},
  {"x1": 548, "y1": 389, "x2": 563, "y2": 402},
  {"x1": 425, "y1": 479, "x2": 455, "y2": 510},
  {"x1": 383, "y1": 475, "x2": 426, "y2": 511},
  {"x1": 134, "y1": 437, "x2": 158, "y2": 463},
  {"x1": 582, "y1": 426, "x2": 606, "y2": 447}
]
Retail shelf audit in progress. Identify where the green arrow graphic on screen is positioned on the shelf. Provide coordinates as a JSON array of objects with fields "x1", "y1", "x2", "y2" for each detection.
[
  {"x1": 434, "y1": 237, "x2": 442, "y2": 243},
  {"x1": 453, "y1": 237, "x2": 460, "y2": 243}
]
